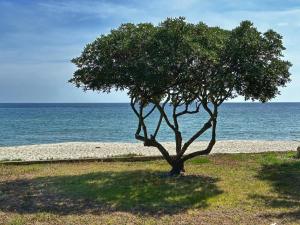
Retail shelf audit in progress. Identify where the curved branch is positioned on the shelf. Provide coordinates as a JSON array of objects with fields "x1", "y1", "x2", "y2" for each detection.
[
  {"x1": 135, "y1": 134, "x2": 173, "y2": 166},
  {"x1": 180, "y1": 119, "x2": 213, "y2": 155},
  {"x1": 130, "y1": 98, "x2": 148, "y2": 139},
  {"x1": 130, "y1": 98, "x2": 139, "y2": 117},
  {"x1": 201, "y1": 101, "x2": 213, "y2": 117},
  {"x1": 175, "y1": 102, "x2": 201, "y2": 117},
  {"x1": 139, "y1": 104, "x2": 148, "y2": 139},
  {"x1": 181, "y1": 103, "x2": 218, "y2": 161},
  {"x1": 172, "y1": 103, "x2": 180, "y2": 130},
  {"x1": 130, "y1": 98, "x2": 142, "y2": 135},
  {"x1": 151, "y1": 95, "x2": 177, "y2": 133},
  {"x1": 217, "y1": 87, "x2": 234, "y2": 106},
  {"x1": 149, "y1": 138, "x2": 173, "y2": 165},
  {"x1": 143, "y1": 105, "x2": 156, "y2": 119},
  {"x1": 130, "y1": 97, "x2": 173, "y2": 166},
  {"x1": 181, "y1": 137, "x2": 216, "y2": 161},
  {"x1": 179, "y1": 102, "x2": 217, "y2": 158},
  {"x1": 153, "y1": 114, "x2": 163, "y2": 138},
  {"x1": 171, "y1": 103, "x2": 182, "y2": 154}
]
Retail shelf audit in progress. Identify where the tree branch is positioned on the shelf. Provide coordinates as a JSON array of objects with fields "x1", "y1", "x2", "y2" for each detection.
[
  {"x1": 139, "y1": 104, "x2": 148, "y2": 139},
  {"x1": 178, "y1": 102, "x2": 217, "y2": 158},
  {"x1": 130, "y1": 98, "x2": 148, "y2": 140},
  {"x1": 130, "y1": 97, "x2": 174, "y2": 166},
  {"x1": 171, "y1": 102, "x2": 183, "y2": 154},
  {"x1": 130, "y1": 98, "x2": 142, "y2": 136},
  {"x1": 181, "y1": 103, "x2": 218, "y2": 161},
  {"x1": 135, "y1": 134, "x2": 173, "y2": 165},
  {"x1": 181, "y1": 138, "x2": 216, "y2": 161},
  {"x1": 151, "y1": 95, "x2": 177, "y2": 133},
  {"x1": 152, "y1": 114, "x2": 163, "y2": 139},
  {"x1": 180, "y1": 119, "x2": 213, "y2": 156},
  {"x1": 175, "y1": 102, "x2": 201, "y2": 117},
  {"x1": 143, "y1": 105, "x2": 156, "y2": 119},
  {"x1": 152, "y1": 99, "x2": 169, "y2": 139}
]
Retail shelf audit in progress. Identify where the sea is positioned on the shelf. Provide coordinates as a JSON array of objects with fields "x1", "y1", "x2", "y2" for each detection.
[{"x1": 0, "y1": 103, "x2": 299, "y2": 147}]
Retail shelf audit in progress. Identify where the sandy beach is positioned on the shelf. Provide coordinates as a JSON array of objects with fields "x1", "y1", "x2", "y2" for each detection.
[{"x1": 0, "y1": 140, "x2": 298, "y2": 161}]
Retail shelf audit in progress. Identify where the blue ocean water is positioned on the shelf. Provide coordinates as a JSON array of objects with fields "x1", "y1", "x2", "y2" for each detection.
[{"x1": 0, "y1": 103, "x2": 299, "y2": 146}]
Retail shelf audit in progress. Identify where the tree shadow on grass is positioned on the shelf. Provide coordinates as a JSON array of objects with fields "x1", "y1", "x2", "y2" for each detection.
[
  {"x1": 0, "y1": 170, "x2": 222, "y2": 216},
  {"x1": 251, "y1": 160, "x2": 300, "y2": 222}
]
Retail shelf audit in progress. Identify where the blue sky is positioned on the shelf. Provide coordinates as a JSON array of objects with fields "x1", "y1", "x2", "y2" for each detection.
[{"x1": 0, "y1": 0, "x2": 299, "y2": 103}]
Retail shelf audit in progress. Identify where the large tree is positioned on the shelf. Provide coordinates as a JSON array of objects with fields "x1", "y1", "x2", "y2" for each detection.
[{"x1": 70, "y1": 18, "x2": 291, "y2": 175}]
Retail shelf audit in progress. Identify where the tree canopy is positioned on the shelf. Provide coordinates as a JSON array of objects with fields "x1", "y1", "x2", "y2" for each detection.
[{"x1": 70, "y1": 17, "x2": 291, "y2": 175}]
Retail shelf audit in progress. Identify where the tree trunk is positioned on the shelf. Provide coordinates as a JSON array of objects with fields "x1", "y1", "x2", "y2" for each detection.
[
  {"x1": 296, "y1": 146, "x2": 300, "y2": 158},
  {"x1": 169, "y1": 160, "x2": 185, "y2": 176}
]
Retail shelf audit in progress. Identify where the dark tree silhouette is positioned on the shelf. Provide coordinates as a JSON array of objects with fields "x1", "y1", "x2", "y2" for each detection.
[{"x1": 70, "y1": 17, "x2": 291, "y2": 175}]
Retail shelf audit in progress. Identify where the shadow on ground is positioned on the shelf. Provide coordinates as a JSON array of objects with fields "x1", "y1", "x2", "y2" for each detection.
[
  {"x1": 0, "y1": 170, "x2": 222, "y2": 215},
  {"x1": 252, "y1": 160, "x2": 300, "y2": 222}
]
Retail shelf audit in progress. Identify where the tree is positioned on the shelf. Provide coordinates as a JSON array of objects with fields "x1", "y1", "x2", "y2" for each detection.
[{"x1": 70, "y1": 17, "x2": 291, "y2": 175}]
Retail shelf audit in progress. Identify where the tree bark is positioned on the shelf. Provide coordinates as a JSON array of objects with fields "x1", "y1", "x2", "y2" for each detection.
[{"x1": 169, "y1": 160, "x2": 185, "y2": 176}]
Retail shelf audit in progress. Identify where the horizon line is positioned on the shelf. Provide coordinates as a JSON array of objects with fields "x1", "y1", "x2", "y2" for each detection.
[{"x1": 0, "y1": 102, "x2": 300, "y2": 104}]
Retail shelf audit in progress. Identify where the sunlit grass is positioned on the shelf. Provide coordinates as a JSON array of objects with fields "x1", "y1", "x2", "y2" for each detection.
[{"x1": 0, "y1": 151, "x2": 299, "y2": 224}]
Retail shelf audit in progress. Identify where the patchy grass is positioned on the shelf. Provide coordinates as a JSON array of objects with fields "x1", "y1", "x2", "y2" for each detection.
[
  {"x1": 0, "y1": 158, "x2": 22, "y2": 162},
  {"x1": 0, "y1": 151, "x2": 299, "y2": 224},
  {"x1": 189, "y1": 156, "x2": 211, "y2": 164},
  {"x1": 111, "y1": 153, "x2": 144, "y2": 158}
]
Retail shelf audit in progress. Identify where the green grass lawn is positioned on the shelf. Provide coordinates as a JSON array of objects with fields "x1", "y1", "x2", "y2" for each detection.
[{"x1": 0, "y1": 151, "x2": 299, "y2": 225}]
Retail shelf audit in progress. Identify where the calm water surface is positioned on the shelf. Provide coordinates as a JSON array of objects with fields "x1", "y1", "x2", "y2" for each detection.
[{"x1": 0, "y1": 103, "x2": 299, "y2": 146}]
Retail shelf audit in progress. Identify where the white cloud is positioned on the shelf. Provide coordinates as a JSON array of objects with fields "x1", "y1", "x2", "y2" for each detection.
[
  {"x1": 38, "y1": 1, "x2": 142, "y2": 19},
  {"x1": 1, "y1": 0, "x2": 299, "y2": 102}
]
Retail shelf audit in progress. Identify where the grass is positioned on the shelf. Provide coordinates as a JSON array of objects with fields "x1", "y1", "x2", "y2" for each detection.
[
  {"x1": 0, "y1": 151, "x2": 299, "y2": 224},
  {"x1": 0, "y1": 158, "x2": 22, "y2": 162},
  {"x1": 111, "y1": 153, "x2": 144, "y2": 158}
]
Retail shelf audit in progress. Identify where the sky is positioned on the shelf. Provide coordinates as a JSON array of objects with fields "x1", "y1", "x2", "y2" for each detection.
[{"x1": 0, "y1": 0, "x2": 299, "y2": 103}]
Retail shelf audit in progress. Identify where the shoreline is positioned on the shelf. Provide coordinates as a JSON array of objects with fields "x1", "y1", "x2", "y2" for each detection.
[{"x1": 0, "y1": 140, "x2": 298, "y2": 161}]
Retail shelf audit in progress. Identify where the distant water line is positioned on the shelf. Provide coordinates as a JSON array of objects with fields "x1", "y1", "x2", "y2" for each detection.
[{"x1": 0, "y1": 103, "x2": 299, "y2": 146}]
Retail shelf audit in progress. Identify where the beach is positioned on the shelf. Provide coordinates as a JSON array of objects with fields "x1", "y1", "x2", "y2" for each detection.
[{"x1": 0, "y1": 140, "x2": 298, "y2": 161}]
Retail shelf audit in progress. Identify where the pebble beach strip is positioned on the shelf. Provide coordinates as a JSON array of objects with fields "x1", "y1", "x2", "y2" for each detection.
[{"x1": 0, "y1": 140, "x2": 298, "y2": 161}]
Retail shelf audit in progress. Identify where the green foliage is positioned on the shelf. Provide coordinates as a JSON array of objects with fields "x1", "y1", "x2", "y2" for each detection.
[
  {"x1": 70, "y1": 17, "x2": 291, "y2": 104},
  {"x1": 69, "y1": 17, "x2": 292, "y2": 171},
  {"x1": 225, "y1": 21, "x2": 292, "y2": 102}
]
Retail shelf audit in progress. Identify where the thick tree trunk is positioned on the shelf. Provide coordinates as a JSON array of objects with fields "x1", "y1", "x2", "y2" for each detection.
[{"x1": 169, "y1": 160, "x2": 185, "y2": 176}]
